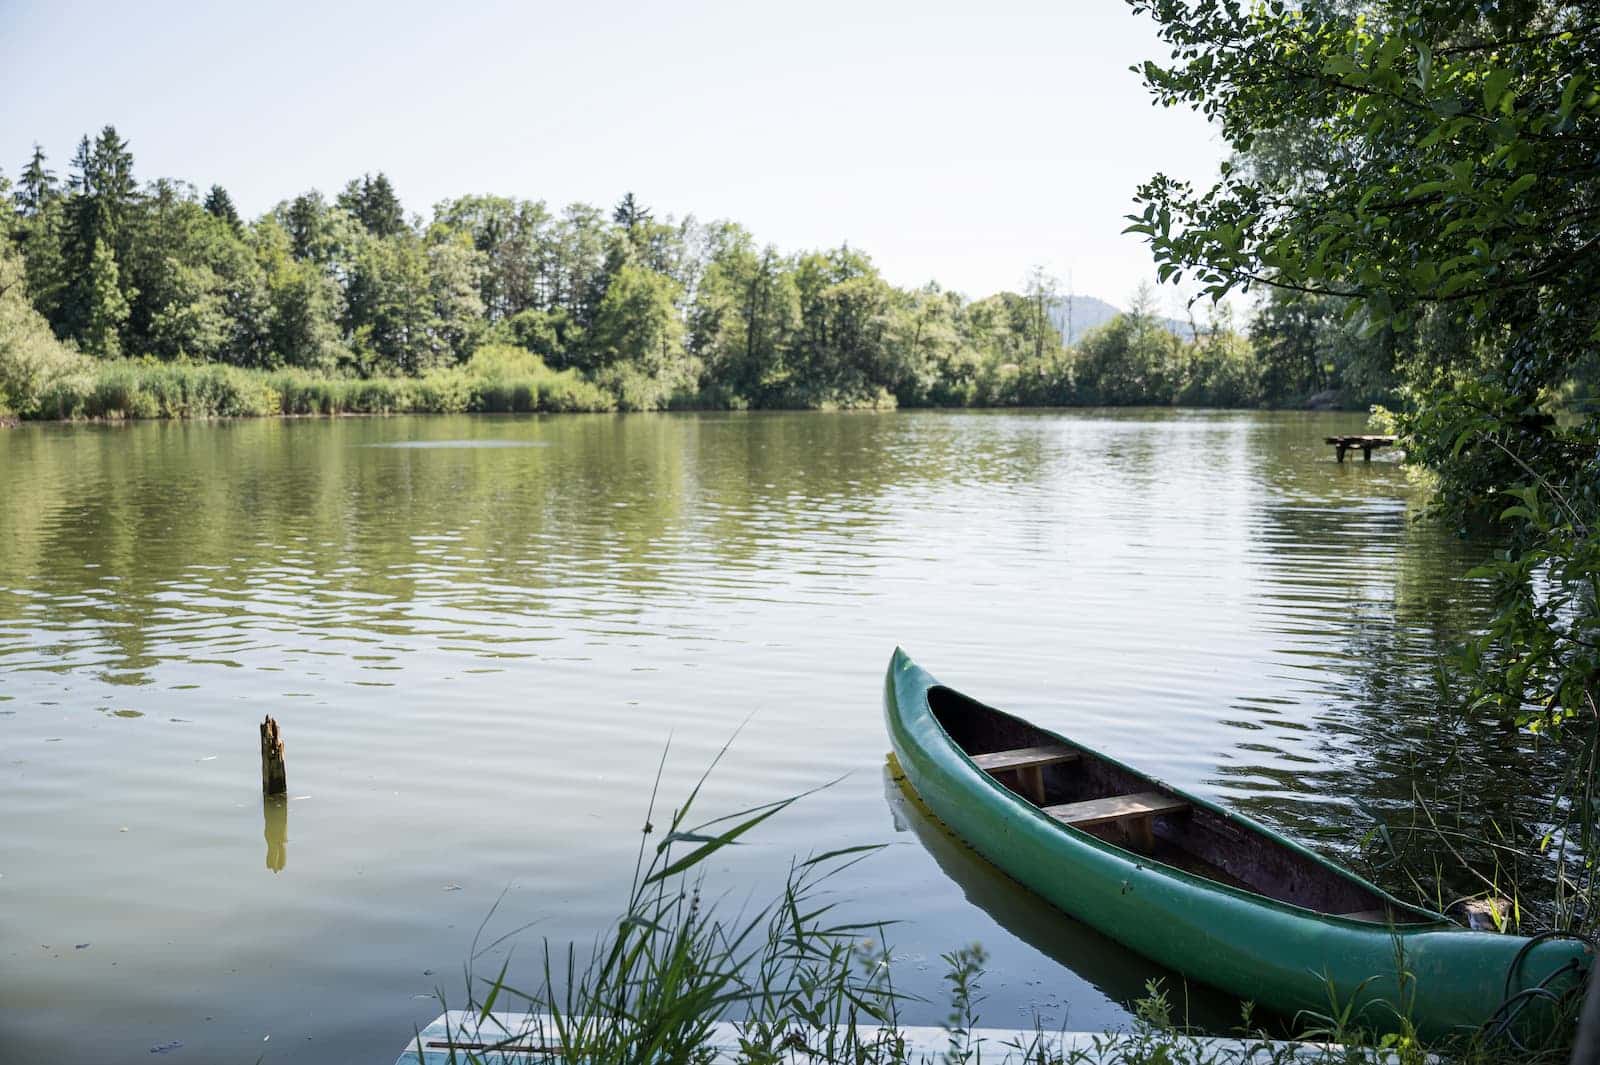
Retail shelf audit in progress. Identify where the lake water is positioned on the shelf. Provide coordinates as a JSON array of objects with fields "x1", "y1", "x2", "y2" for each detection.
[{"x1": 0, "y1": 410, "x2": 1536, "y2": 1063}]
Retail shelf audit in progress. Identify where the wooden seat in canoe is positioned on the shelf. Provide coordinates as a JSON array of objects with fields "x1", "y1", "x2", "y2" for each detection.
[
  {"x1": 1044, "y1": 791, "x2": 1189, "y2": 851},
  {"x1": 1044, "y1": 791, "x2": 1189, "y2": 827},
  {"x1": 972, "y1": 744, "x2": 1080, "y2": 803},
  {"x1": 971, "y1": 744, "x2": 1080, "y2": 772}
]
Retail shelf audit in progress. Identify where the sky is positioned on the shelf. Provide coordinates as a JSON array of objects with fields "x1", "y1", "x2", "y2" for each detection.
[{"x1": 0, "y1": 0, "x2": 1229, "y2": 311}]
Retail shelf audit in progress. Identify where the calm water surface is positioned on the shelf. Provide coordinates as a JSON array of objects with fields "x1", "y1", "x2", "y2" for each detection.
[{"x1": 0, "y1": 410, "x2": 1523, "y2": 1062}]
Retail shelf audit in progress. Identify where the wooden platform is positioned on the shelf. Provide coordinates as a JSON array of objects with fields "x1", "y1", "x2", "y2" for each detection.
[{"x1": 1325, "y1": 435, "x2": 1397, "y2": 462}]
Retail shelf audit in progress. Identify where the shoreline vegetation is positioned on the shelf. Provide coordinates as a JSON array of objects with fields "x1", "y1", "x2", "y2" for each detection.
[
  {"x1": 8, "y1": 346, "x2": 619, "y2": 423},
  {"x1": 0, "y1": 354, "x2": 1347, "y2": 425},
  {"x1": 429, "y1": 759, "x2": 1578, "y2": 1065},
  {"x1": 1, "y1": 129, "x2": 1399, "y2": 424}
]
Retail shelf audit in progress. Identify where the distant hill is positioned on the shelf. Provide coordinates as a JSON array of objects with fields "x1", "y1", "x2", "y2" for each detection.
[{"x1": 1047, "y1": 295, "x2": 1196, "y2": 345}]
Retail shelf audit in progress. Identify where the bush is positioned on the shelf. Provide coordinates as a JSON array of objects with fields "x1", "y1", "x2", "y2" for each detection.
[
  {"x1": 461, "y1": 342, "x2": 547, "y2": 381},
  {"x1": 537, "y1": 372, "x2": 613, "y2": 412},
  {"x1": 413, "y1": 369, "x2": 472, "y2": 414},
  {"x1": 343, "y1": 378, "x2": 412, "y2": 414},
  {"x1": 0, "y1": 243, "x2": 88, "y2": 417},
  {"x1": 270, "y1": 370, "x2": 344, "y2": 415},
  {"x1": 462, "y1": 343, "x2": 615, "y2": 413}
]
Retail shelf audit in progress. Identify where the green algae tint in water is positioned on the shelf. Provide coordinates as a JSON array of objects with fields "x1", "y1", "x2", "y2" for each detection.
[{"x1": 0, "y1": 410, "x2": 1516, "y2": 1063}]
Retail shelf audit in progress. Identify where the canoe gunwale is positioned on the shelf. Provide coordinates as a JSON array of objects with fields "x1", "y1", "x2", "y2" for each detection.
[{"x1": 906, "y1": 662, "x2": 1450, "y2": 932}]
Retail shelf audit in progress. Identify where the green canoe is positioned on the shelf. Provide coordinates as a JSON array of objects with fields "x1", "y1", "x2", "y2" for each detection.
[{"x1": 883, "y1": 648, "x2": 1591, "y2": 1041}]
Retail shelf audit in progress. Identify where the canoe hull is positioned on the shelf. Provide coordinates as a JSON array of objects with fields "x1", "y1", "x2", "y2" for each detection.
[{"x1": 884, "y1": 649, "x2": 1590, "y2": 1040}]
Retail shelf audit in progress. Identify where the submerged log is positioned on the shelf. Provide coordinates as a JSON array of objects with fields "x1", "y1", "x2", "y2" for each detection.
[{"x1": 260, "y1": 715, "x2": 287, "y2": 796}]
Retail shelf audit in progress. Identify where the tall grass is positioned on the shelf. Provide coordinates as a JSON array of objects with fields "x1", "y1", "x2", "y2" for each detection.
[
  {"x1": 428, "y1": 748, "x2": 907, "y2": 1064},
  {"x1": 9, "y1": 346, "x2": 619, "y2": 422},
  {"x1": 37, "y1": 361, "x2": 279, "y2": 419}
]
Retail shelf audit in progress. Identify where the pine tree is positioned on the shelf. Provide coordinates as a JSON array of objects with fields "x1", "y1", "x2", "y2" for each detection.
[
  {"x1": 80, "y1": 238, "x2": 129, "y2": 357},
  {"x1": 62, "y1": 128, "x2": 137, "y2": 259},
  {"x1": 284, "y1": 192, "x2": 325, "y2": 259},
  {"x1": 14, "y1": 145, "x2": 57, "y2": 216},
  {"x1": 54, "y1": 138, "x2": 100, "y2": 339},
  {"x1": 338, "y1": 172, "x2": 406, "y2": 238},
  {"x1": 88, "y1": 126, "x2": 137, "y2": 248},
  {"x1": 9, "y1": 148, "x2": 67, "y2": 322},
  {"x1": 67, "y1": 128, "x2": 136, "y2": 225},
  {"x1": 363, "y1": 173, "x2": 404, "y2": 237},
  {"x1": 57, "y1": 127, "x2": 139, "y2": 348},
  {"x1": 204, "y1": 184, "x2": 242, "y2": 233},
  {"x1": 612, "y1": 192, "x2": 652, "y2": 237},
  {"x1": 66, "y1": 137, "x2": 92, "y2": 195}
]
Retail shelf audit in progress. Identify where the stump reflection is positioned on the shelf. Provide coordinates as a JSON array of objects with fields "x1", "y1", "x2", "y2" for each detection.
[{"x1": 263, "y1": 794, "x2": 288, "y2": 872}]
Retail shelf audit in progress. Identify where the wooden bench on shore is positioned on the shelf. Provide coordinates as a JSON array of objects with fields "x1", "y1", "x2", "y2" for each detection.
[{"x1": 1326, "y1": 435, "x2": 1397, "y2": 462}]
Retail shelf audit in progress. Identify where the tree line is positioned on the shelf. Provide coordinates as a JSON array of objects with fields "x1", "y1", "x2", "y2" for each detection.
[{"x1": 1, "y1": 128, "x2": 1404, "y2": 419}]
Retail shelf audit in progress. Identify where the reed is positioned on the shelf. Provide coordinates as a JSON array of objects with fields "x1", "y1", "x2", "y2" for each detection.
[{"x1": 11, "y1": 352, "x2": 619, "y2": 421}]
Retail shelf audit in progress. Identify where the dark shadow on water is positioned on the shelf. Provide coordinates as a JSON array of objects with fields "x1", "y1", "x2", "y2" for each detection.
[{"x1": 880, "y1": 761, "x2": 1288, "y2": 1035}]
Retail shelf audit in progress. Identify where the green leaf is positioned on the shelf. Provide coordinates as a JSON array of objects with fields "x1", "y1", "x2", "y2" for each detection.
[
  {"x1": 1405, "y1": 180, "x2": 1447, "y2": 199},
  {"x1": 1558, "y1": 74, "x2": 1587, "y2": 120},
  {"x1": 644, "y1": 798, "x2": 797, "y2": 885},
  {"x1": 1501, "y1": 173, "x2": 1537, "y2": 204},
  {"x1": 798, "y1": 843, "x2": 887, "y2": 868},
  {"x1": 1482, "y1": 68, "x2": 1512, "y2": 113},
  {"x1": 477, "y1": 956, "x2": 511, "y2": 1024}
]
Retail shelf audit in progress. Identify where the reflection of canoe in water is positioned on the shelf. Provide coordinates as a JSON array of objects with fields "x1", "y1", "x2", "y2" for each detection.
[
  {"x1": 882, "y1": 757, "x2": 1248, "y2": 1032},
  {"x1": 883, "y1": 648, "x2": 1591, "y2": 1040}
]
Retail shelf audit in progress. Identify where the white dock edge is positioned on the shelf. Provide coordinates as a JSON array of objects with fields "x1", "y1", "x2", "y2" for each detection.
[{"x1": 396, "y1": 1011, "x2": 1420, "y2": 1063}]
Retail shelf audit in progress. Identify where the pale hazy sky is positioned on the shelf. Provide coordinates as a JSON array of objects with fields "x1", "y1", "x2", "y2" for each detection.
[{"x1": 0, "y1": 0, "x2": 1227, "y2": 309}]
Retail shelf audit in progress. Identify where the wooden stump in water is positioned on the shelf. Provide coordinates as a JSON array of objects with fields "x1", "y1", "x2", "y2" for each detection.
[{"x1": 260, "y1": 715, "x2": 287, "y2": 796}]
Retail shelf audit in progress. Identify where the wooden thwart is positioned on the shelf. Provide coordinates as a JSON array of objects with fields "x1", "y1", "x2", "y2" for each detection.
[
  {"x1": 1044, "y1": 791, "x2": 1189, "y2": 828},
  {"x1": 972, "y1": 744, "x2": 1081, "y2": 773},
  {"x1": 974, "y1": 744, "x2": 1080, "y2": 804},
  {"x1": 1045, "y1": 790, "x2": 1189, "y2": 853}
]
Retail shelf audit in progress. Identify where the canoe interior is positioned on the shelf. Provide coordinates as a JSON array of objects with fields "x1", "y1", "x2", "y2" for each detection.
[{"x1": 928, "y1": 686, "x2": 1432, "y2": 924}]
